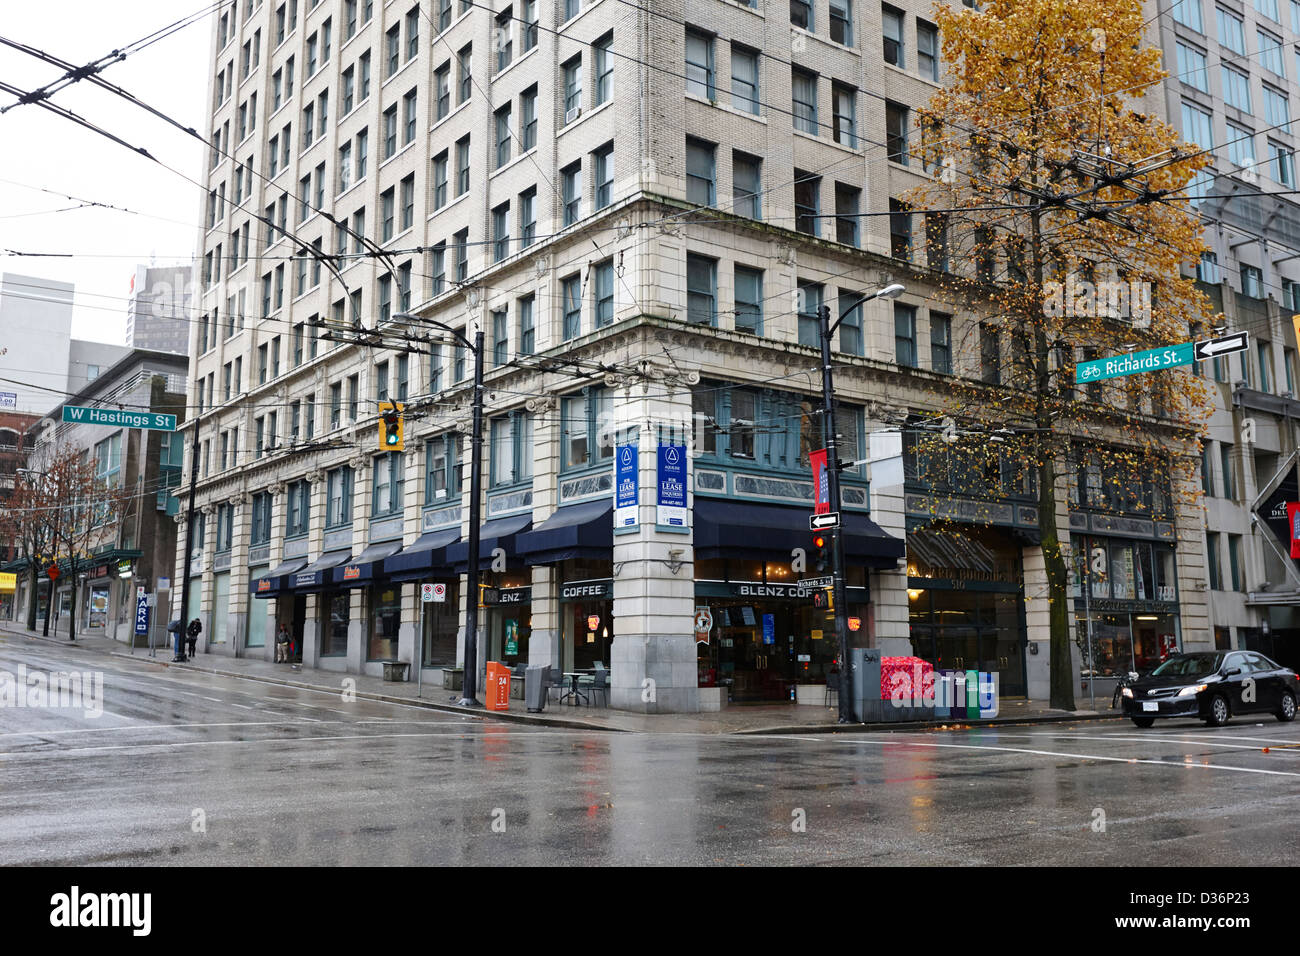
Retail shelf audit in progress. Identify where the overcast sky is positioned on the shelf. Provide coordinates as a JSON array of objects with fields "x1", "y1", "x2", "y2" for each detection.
[{"x1": 0, "y1": 2, "x2": 210, "y2": 345}]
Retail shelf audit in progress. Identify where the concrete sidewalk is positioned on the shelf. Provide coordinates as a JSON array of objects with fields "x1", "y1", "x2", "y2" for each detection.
[{"x1": 0, "y1": 620, "x2": 1120, "y2": 734}]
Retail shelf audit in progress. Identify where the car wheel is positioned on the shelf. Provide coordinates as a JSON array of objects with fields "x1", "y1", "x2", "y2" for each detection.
[
  {"x1": 1204, "y1": 694, "x2": 1230, "y2": 727},
  {"x1": 1277, "y1": 691, "x2": 1297, "y2": 723},
  {"x1": 1130, "y1": 716, "x2": 1156, "y2": 728}
]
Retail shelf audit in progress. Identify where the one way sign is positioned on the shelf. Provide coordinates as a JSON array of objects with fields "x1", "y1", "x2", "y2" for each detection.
[{"x1": 1193, "y1": 331, "x2": 1249, "y2": 362}]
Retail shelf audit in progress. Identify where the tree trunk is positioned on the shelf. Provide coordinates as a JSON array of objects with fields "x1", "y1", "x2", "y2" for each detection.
[
  {"x1": 42, "y1": 575, "x2": 52, "y2": 636},
  {"x1": 25, "y1": 565, "x2": 38, "y2": 631},
  {"x1": 67, "y1": 555, "x2": 77, "y2": 641},
  {"x1": 1037, "y1": 456, "x2": 1076, "y2": 710}
]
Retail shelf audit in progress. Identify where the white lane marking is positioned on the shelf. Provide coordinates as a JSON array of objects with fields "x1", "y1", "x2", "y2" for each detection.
[
  {"x1": 757, "y1": 734, "x2": 1300, "y2": 778},
  {"x1": 1005, "y1": 731, "x2": 1300, "y2": 753},
  {"x1": 202, "y1": 696, "x2": 223, "y2": 702},
  {"x1": 0, "y1": 729, "x2": 587, "y2": 759},
  {"x1": 0, "y1": 718, "x2": 473, "y2": 740},
  {"x1": 228, "y1": 703, "x2": 256, "y2": 710}
]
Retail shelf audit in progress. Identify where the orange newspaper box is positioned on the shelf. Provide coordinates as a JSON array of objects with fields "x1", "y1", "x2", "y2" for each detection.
[{"x1": 485, "y1": 662, "x2": 511, "y2": 711}]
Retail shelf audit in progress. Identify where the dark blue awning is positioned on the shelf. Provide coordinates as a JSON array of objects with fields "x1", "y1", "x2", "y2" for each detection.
[
  {"x1": 693, "y1": 499, "x2": 903, "y2": 567},
  {"x1": 446, "y1": 513, "x2": 533, "y2": 572},
  {"x1": 333, "y1": 540, "x2": 403, "y2": 588},
  {"x1": 384, "y1": 527, "x2": 461, "y2": 582},
  {"x1": 516, "y1": 499, "x2": 612, "y2": 565},
  {"x1": 250, "y1": 557, "x2": 308, "y2": 598},
  {"x1": 290, "y1": 550, "x2": 352, "y2": 592}
]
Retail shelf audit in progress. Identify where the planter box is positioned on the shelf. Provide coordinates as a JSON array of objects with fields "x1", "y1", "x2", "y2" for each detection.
[
  {"x1": 382, "y1": 661, "x2": 409, "y2": 682},
  {"x1": 698, "y1": 686, "x2": 727, "y2": 712},
  {"x1": 795, "y1": 684, "x2": 830, "y2": 706},
  {"x1": 442, "y1": 667, "x2": 463, "y2": 691}
]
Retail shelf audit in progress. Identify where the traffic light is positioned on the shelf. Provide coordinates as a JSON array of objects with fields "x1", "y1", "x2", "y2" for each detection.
[
  {"x1": 812, "y1": 533, "x2": 829, "y2": 573},
  {"x1": 378, "y1": 401, "x2": 405, "y2": 451}
]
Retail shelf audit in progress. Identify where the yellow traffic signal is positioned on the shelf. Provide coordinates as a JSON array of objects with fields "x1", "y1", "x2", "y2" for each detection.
[{"x1": 378, "y1": 401, "x2": 404, "y2": 451}]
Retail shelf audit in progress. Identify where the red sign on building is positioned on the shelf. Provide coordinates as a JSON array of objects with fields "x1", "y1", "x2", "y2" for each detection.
[{"x1": 810, "y1": 449, "x2": 829, "y2": 515}]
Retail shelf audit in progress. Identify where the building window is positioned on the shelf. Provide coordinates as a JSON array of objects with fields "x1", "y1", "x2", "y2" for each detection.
[
  {"x1": 372, "y1": 452, "x2": 404, "y2": 516},
  {"x1": 931, "y1": 312, "x2": 952, "y2": 374},
  {"x1": 1241, "y1": 263, "x2": 1264, "y2": 298},
  {"x1": 1228, "y1": 534, "x2": 1244, "y2": 591},
  {"x1": 490, "y1": 413, "x2": 533, "y2": 485},
  {"x1": 563, "y1": 56, "x2": 582, "y2": 116},
  {"x1": 519, "y1": 187, "x2": 537, "y2": 247},
  {"x1": 493, "y1": 202, "x2": 511, "y2": 262},
  {"x1": 1258, "y1": 341, "x2": 1273, "y2": 393},
  {"x1": 1259, "y1": 29, "x2": 1285, "y2": 76},
  {"x1": 917, "y1": 19, "x2": 939, "y2": 81},
  {"x1": 686, "y1": 253, "x2": 717, "y2": 326},
  {"x1": 433, "y1": 151, "x2": 448, "y2": 208},
  {"x1": 595, "y1": 33, "x2": 613, "y2": 104},
  {"x1": 1173, "y1": 0, "x2": 1203, "y2": 30},
  {"x1": 792, "y1": 68, "x2": 818, "y2": 134},
  {"x1": 594, "y1": 142, "x2": 614, "y2": 209},
  {"x1": 1206, "y1": 531, "x2": 1222, "y2": 589},
  {"x1": 594, "y1": 259, "x2": 615, "y2": 327},
  {"x1": 883, "y1": 4, "x2": 905, "y2": 66},
  {"x1": 523, "y1": 0, "x2": 538, "y2": 49},
  {"x1": 562, "y1": 162, "x2": 581, "y2": 225},
  {"x1": 886, "y1": 100, "x2": 909, "y2": 163},
  {"x1": 889, "y1": 198, "x2": 912, "y2": 259},
  {"x1": 794, "y1": 169, "x2": 820, "y2": 236},
  {"x1": 518, "y1": 295, "x2": 535, "y2": 354},
  {"x1": 562, "y1": 274, "x2": 582, "y2": 339},
  {"x1": 326, "y1": 466, "x2": 354, "y2": 528},
  {"x1": 454, "y1": 228, "x2": 469, "y2": 282},
  {"x1": 685, "y1": 28, "x2": 715, "y2": 99},
  {"x1": 790, "y1": 0, "x2": 812, "y2": 30},
  {"x1": 426, "y1": 434, "x2": 460, "y2": 504},
  {"x1": 492, "y1": 309, "x2": 509, "y2": 366},
  {"x1": 458, "y1": 44, "x2": 472, "y2": 103},
  {"x1": 1217, "y1": 7, "x2": 1245, "y2": 54},
  {"x1": 456, "y1": 135, "x2": 471, "y2": 195},
  {"x1": 495, "y1": 104, "x2": 512, "y2": 169},
  {"x1": 830, "y1": 0, "x2": 853, "y2": 44},
  {"x1": 980, "y1": 323, "x2": 1001, "y2": 384},
  {"x1": 797, "y1": 281, "x2": 822, "y2": 347},
  {"x1": 521, "y1": 85, "x2": 538, "y2": 150},
  {"x1": 835, "y1": 182, "x2": 860, "y2": 246},
  {"x1": 1177, "y1": 41, "x2": 1209, "y2": 92},
  {"x1": 495, "y1": 9, "x2": 513, "y2": 73},
  {"x1": 833, "y1": 83, "x2": 857, "y2": 148},
  {"x1": 735, "y1": 266, "x2": 763, "y2": 335},
  {"x1": 1221, "y1": 443, "x2": 1236, "y2": 499},
  {"x1": 403, "y1": 88, "x2": 417, "y2": 144},
  {"x1": 435, "y1": 63, "x2": 450, "y2": 120},
  {"x1": 837, "y1": 290, "x2": 862, "y2": 355},
  {"x1": 731, "y1": 45, "x2": 760, "y2": 114},
  {"x1": 686, "y1": 137, "x2": 716, "y2": 206},
  {"x1": 894, "y1": 303, "x2": 917, "y2": 367},
  {"x1": 1222, "y1": 65, "x2": 1251, "y2": 112},
  {"x1": 733, "y1": 151, "x2": 762, "y2": 219},
  {"x1": 1270, "y1": 141, "x2": 1295, "y2": 186}
]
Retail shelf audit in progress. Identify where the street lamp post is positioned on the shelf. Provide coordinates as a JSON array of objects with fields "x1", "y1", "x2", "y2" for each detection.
[
  {"x1": 394, "y1": 312, "x2": 484, "y2": 707},
  {"x1": 817, "y1": 283, "x2": 905, "y2": 724}
]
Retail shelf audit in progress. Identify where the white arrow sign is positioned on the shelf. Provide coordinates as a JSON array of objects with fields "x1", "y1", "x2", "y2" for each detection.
[
  {"x1": 810, "y1": 512, "x2": 841, "y2": 531},
  {"x1": 1193, "y1": 331, "x2": 1249, "y2": 361}
]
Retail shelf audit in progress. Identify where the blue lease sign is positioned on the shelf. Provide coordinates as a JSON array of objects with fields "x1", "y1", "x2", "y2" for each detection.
[
  {"x1": 615, "y1": 444, "x2": 638, "y2": 528},
  {"x1": 63, "y1": 406, "x2": 177, "y2": 431},
  {"x1": 656, "y1": 443, "x2": 688, "y2": 528},
  {"x1": 1074, "y1": 343, "x2": 1194, "y2": 384}
]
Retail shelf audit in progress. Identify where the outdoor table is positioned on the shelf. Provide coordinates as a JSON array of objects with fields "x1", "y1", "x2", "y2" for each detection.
[{"x1": 559, "y1": 670, "x2": 593, "y2": 706}]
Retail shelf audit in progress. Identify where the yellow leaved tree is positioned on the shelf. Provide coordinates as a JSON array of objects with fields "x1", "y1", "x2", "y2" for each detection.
[{"x1": 904, "y1": 0, "x2": 1218, "y2": 708}]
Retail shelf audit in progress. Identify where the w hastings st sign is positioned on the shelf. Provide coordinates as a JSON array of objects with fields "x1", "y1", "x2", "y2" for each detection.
[{"x1": 62, "y1": 406, "x2": 176, "y2": 432}]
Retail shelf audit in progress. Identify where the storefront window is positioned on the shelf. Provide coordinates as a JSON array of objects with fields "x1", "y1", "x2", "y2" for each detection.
[
  {"x1": 212, "y1": 572, "x2": 230, "y2": 643},
  {"x1": 1109, "y1": 541, "x2": 1135, "y2": 600},
  {"x1": 88, "y1": 585, "x2": 110, "y2": 629},
  {"x1": 422, "y1": 580, "x2": 459, "y2": 665},
  {"x1": 246, "y1": 572, "x2": 268, "y2": 646},
  {"x1": 368, "y1": 585, "x2": 401, "y2": 660},
  {"x1": 323, "y1": 592, "x2": 349, "y2": 656}
]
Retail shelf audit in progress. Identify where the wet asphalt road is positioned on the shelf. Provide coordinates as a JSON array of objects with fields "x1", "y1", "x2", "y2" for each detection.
[{"x1": 2, "y1": 635, "x2": 1299, "y2": 866}]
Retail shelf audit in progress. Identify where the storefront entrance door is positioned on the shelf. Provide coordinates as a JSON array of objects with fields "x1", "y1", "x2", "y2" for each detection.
[{"x1": 910, "y1": 590, "x2": 1027, "y2": 698}]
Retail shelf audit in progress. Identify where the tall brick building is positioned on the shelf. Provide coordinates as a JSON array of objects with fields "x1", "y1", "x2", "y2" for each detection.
[{"x1": 182, "y1": 0, "x2": 1214, "y2": 711}]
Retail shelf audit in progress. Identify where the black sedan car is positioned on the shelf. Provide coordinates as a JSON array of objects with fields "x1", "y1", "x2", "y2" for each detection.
[{"x1": 1120, "y1": 650, "x2": 1299, "y2": 727}]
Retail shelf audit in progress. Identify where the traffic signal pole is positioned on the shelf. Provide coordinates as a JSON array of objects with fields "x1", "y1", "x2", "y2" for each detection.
[
  {"x1": 817, "y1": 306, "x2": 854, "y2": 724},
  {"x1": 818, "y1": 285, "x2": 904, "y2": 725}
]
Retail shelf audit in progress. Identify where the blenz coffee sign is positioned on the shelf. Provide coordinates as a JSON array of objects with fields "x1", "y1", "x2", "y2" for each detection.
[
  {"x1": 560, "y1": 580, "x2": 612, "y2": 601},
  {"x1": 729, "y1": 582, "x2": 817, "y2": 599},
  {"x1": 482, "y1": 586, "x2": 531, "y2": 605}
]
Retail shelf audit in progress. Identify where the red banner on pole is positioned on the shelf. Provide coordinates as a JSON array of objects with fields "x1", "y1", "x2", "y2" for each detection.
[
  {"x1": 1288, "y1": 502, "x2": 1300, "y2": 558},
  {"x1": 811, "y1": 449, "x2": 829, "y2": 515}
]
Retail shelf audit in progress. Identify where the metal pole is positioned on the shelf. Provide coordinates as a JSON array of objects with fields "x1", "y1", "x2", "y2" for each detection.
[
  {"x1": 178, "y1": 424, "x2": 201, "y2": 659},
  {"x1": 416, "y1": 598, "x2": 425, "y2": 698},
  {"x1": 818, "y1": 305, "x2": 853, "y2": 724},
  {"x1": 459, "y1": 329, "x2": 485, "y2": 707},
  {"x1": 1083, "y1": 556, "x2": 1095, "y2": 711}
]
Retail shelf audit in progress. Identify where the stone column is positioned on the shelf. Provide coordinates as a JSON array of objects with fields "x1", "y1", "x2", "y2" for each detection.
[
  {"x1": 526, "y1": 395, "x2": 561, "y2": 671},
  {"x1": 397, "y1": 442, "x2": 422, "y2": 676},
  {"x1": 347, "y1": 454, "x2": 368, "y2": 675},
  {"x1": 228, "y1": 491, "x2": 252, "y2": 654},
  {"x1": 609, "y1": 384, "x2": 698, "y2": 713},
  {"x1": 301, "y1": 468, "x2": 327, "y2": 667}
]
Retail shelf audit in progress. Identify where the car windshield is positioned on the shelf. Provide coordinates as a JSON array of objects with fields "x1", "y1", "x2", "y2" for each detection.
[{"x1": 1150, "y1": 653, "x2": 1223, "y2": 677}]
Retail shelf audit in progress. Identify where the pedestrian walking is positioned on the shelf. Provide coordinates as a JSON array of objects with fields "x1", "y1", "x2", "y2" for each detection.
[{"x1": 186, "y1": 617, "x2": 202, "y2": 660}]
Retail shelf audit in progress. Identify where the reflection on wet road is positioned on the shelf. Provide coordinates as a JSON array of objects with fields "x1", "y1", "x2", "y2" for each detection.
[{"x1": 3, "y1": 636, "x2": 1298, "y2": 865}]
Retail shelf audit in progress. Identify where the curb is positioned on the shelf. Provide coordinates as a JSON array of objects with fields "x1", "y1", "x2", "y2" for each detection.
[{"x1": 4, "y1": 624, "x2": 1127, "y2": 735}]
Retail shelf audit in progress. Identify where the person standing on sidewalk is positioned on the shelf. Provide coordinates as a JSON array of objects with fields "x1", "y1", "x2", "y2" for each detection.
[
  {"x1": 167, "y1": 619, "x2": 186, "y2": 663},
  {"x1": 275, "y1": 622, "x2": 290, "y2": 662}
]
